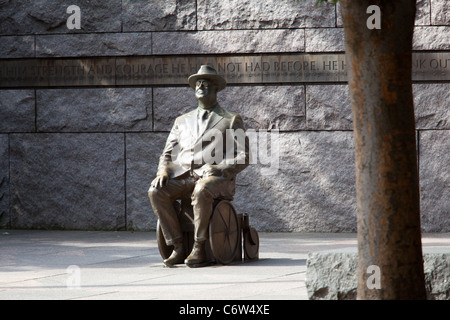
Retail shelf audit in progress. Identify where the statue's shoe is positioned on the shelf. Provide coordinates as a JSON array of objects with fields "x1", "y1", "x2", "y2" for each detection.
[
  {"x1": 185, "y1": 241, "x2": 209, "y2": 268},
  {"x1": 163, "y1": 245, "x2": 185, "y2": 267}
]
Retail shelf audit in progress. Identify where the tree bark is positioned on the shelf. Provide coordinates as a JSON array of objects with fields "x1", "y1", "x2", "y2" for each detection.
[{"x1": 340, "y1": 0, "x2": 426, "y2": 299}]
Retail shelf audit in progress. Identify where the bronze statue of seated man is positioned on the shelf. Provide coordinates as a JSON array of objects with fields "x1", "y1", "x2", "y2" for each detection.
[{"x1": 148, "y1": 65, "x2": 250, "y2": 267}]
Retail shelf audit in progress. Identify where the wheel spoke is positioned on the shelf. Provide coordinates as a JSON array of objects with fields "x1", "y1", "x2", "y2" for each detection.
[
  {"x1": 219, "y1": 208, "x2": 227, "y2": 226},
  {"x1": 223, "y1": 232, "x2": 232, "y2": 257}
]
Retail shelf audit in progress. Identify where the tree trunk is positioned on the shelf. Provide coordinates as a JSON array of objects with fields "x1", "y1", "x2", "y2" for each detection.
[{"x1": 340, "y1": 0, "x2": 426, "y2": 299}]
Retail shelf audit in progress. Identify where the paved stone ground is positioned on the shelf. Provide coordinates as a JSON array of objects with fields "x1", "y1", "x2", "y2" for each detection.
[{"x1": 0, "y1": 230, "x2": 448, "y2": 300}]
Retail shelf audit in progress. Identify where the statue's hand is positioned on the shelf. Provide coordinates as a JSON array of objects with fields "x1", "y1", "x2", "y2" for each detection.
[{"x1": 151, "y1": 172, "x2": 169, "y2": 189}]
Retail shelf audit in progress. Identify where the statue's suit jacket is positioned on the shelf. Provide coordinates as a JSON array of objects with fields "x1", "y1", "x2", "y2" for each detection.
[{"x1": 157, "y1": 104, "x2": 249, "y2": 186}]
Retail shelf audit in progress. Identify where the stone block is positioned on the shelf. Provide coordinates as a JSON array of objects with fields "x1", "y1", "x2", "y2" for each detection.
[
  {"x1": 306, "y1": 248, "x2": 450, "y2": 300},
  {"x1": 153, "y1": 85, "x2": 306, "y2": 132},
  {"x1": 0, "y1": 36, "x2": 35, "y2": 58},
  {"x1": 424, "y1": 250, "x2": 450, "y2": 300},
  {"x1": 36, "y1": 88, "x2": 152, "y2": 132},
  {"x1": 413, "y1": 26, "x2": 450, "y2": 50},
  {"x1": 153, "y1": 87, "x2": 196, "y2": 131},
  {"x1": 197, "y1": 0, "x2": 336, "y2": 30},
  {"x1": 9, "y1": 133, "x2": 125, "y2": 230},
  {"x1": 0, "y1": 90, "x2": 35, "y2": 133},
  {"x1": 414, "y1": 83, "x2": 450, "y2": 129},
  {"x1": 125, "y1": 131, "x2": 356, "y2": 233},
  {"x1": 0, "y1": 134, "x2": 9, "y2": 228},
  {"x1": 419, "y1": 130, "x2": 450, "y2": 232},
  {"x1": 416, "y1": 0, "x2": 432, "y2": 25},
  {"x1": 36, "y1": 33, "x2": 152, "y2": 57},
  {"x1": 306, "y1": 249, "x2": 358, "y2": 300},
  {"x1": 0, "y1": 0, "x2": 121, "y2": 35},
  {"x1": 305, "y1": 84, "x2": 352, "y2": 130},
  {"x1": 122, "y1": 0, "x2": 196, "y2": 31},
  {"x1": 412, "y1": 52, "x2": 450, "y2": 82},
  {"x1": 128, "y1": 130, "x2": 356, "y2": 233},
  {"x1": 431, "y1": 0, "x2": 450, "y2": 25},
  {"x1": 305, "y1": 28, "x2": 345, "y2": 53},
  {"x1": 152, "y1": 29, "x2": 305, "y2": 55},
  {"x1": 222, "y1": 86, "x2": 306, "y2": 131},
  {"x1": 338, "y1": 0, "x2": 431, "y2": 27},
  {"x1": 125, "y1": 133, "x2": 169, "y2": 231},
  {"x1": 233, "y1": 131, "x2": 357, "y2": 232}
]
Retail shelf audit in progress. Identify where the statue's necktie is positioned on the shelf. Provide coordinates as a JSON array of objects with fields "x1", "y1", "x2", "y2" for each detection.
[{"x1": 198, "y1": 109, "x2": 210, "y2": 134}]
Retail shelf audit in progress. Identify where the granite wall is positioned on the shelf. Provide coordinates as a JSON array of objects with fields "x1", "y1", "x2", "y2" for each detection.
[{"x1": 0, "y1": 0, "x2": 448, "y2": 232}]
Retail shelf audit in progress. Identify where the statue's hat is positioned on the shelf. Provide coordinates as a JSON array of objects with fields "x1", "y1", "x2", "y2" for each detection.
[{"x1": 188, "y1": 65, "x2": 227, "y2": 92}]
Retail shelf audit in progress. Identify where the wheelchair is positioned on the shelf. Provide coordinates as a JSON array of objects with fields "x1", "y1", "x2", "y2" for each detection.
[{"x1": 157, "y1": 194, "x2": 259, "y2": 265}]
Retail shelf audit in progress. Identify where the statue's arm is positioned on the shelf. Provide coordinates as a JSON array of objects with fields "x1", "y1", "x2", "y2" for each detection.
[
  {"x1": 151, "y1": 120, "x2": 179, "y2": 188},
  {"x1": 227, "y1": 114, "x2": 250, "y2": 174},
  {"x1": 204, "y1": 114, "x2": 250, "y2": 178}
]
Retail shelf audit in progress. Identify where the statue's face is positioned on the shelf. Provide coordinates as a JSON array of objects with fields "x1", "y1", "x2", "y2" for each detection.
[{"x1": 195, "y1": 78, "x2": 217, "y2": 100}]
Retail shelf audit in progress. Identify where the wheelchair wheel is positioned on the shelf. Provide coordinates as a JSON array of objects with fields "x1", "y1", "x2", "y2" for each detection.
[
  {"x1": 156, "y1": 219, "x2": 173, "y2": 260},
  {"x1": 244, "y1": 227, "x2": 259, "y2": 261},
  {"x1": 209, "y1": 200, "x2": 240, "y2": 265}
]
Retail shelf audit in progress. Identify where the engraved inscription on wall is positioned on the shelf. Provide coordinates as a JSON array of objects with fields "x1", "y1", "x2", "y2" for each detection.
[{"x1": 0, "y1": 53, "x2": 449, "y2": 88}]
